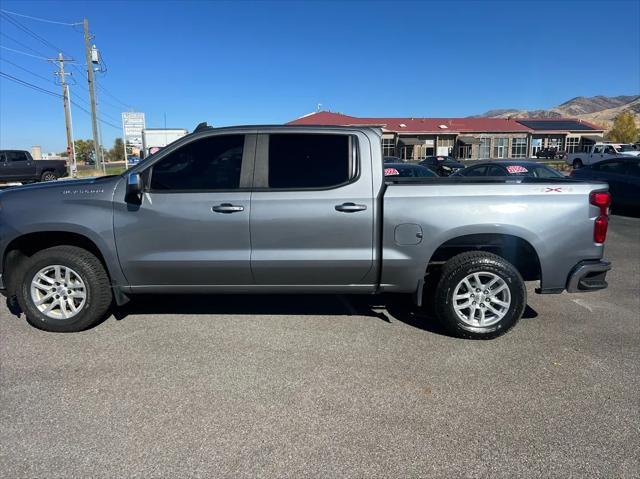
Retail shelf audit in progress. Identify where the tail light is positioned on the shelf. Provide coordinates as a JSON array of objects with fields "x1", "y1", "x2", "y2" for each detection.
[{"x1": 590, "y1": 191, "x2": 611, "y2": 243}]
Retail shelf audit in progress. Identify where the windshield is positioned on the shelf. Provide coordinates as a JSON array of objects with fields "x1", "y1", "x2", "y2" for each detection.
[{"x1": 617, "y1": 145, "x2": 637, "y2": 152}]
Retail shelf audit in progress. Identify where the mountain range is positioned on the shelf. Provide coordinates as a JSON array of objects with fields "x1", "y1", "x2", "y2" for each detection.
[{"x1": 472, "y1": 95, "x2": 640, "y2": 128}]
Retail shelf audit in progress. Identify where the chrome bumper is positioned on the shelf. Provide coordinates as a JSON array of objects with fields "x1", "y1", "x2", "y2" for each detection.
[{"x1": 566, "y1": 260, "x2": 611, "y2": 293}]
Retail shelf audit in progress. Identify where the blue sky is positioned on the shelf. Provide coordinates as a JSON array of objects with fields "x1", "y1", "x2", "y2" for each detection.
[{"x1": 1, "y1": 0, "x2": 639, "y2": 152}]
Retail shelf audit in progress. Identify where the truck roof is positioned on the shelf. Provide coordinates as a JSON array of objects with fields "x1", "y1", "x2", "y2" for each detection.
[{"x1": 190, "y1": 123, "x2": 383, "y2": 134}]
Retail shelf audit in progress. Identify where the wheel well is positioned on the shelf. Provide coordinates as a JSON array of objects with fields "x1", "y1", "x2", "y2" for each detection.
[
  {"x1": 3, "y1": 232, "x2": 109, "y2": 294},
  {"x1": 428, "y1": 234, "x2": 541, "y2": 281}
]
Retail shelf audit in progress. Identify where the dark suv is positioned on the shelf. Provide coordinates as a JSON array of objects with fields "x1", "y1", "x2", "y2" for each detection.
[
  {"x1": 0, "y1": 150, "x2": 68, "y2": 183},
  {"x1": 535, "y1": 148, "x2": 563, "y2": 160}
]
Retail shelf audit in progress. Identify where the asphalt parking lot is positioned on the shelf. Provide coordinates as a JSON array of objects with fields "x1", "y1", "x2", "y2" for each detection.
[{"x1": 1, "y1": 215, "x2": 638, "y2": 478}]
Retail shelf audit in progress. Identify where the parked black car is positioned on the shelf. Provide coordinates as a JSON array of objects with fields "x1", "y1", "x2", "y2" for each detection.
[
  {"x1": 452, "y1": 160, "x2": 565, "y2": 178},
  {"x1": 419, "y1": 156, "x2": 465, "y2": 176},
  {"x1": 570, "y1": 157, "x2": 640, "y2": 212},
  {"x1": 535, "y1": 148, "x2": 563, "y2": 160},
  {"x1": 383, "y1": 156, "x2": 404, "y2": 164},
  {"x1": 0, "y1": 150, "x2": 68, "y2": 183},
  {"x1": 383, "y1": 163, "x2": 437, "y2": 178}
]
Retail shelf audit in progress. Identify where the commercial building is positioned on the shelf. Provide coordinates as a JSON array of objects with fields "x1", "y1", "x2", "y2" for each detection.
[{"x1": 288, "y1": 112, "x2": 605, "y2": 161}]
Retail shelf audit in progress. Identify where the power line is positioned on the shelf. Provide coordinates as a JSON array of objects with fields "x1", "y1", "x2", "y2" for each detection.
[
  {"x1": 0, "y1": 45, "x2": 49, "y2": 60},
  {"x1": 0, "y1": 70, "x2": 61, "y2": 97},
  {"x1": 0, "y1": 9, "x2": 82, "y2": 26},
  {"x1": 0, "y1": 57, "x2": 56, "y2": 84},
  {"x1": 0, "y1": 31, "x2": 50, "y2": 58},
  {"x1": 0, "y1": 11, "x2": 66, "y2": 53},
  {"x1": 71, "y1": 99, "x2": 120, "y2": 129},
  {"x1": 96, "y1": 81, "x2": 132, "y2": 109},
  {"x1": 0, "y1": 70, "x2": 121, "y2": 131}
]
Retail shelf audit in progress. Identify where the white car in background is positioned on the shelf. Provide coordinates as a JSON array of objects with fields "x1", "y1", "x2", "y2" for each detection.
[{"x1": 567, "y1": 142, "x2": 639, "y2": 168}]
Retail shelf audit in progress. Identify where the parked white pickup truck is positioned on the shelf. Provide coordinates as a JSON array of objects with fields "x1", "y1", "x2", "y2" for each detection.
[{"x1": 567, "y1": 143, "x2": 640, "y2": 168}]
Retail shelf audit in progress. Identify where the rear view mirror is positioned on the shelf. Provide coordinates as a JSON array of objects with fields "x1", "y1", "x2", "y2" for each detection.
[{"x1": 125, "y1": 172, "x2": 143, "y2": 204}]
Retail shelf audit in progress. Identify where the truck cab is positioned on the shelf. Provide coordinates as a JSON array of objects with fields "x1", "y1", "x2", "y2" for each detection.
[
  {"x1": 0, "y1": 150, "x2": 36, "y2": 181},
  {"x1": 568, "y1": 143, "x2": 617, "y2": 169}
]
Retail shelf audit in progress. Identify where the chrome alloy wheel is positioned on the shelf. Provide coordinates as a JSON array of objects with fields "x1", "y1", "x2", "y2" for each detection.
[
  {"x1": 30, "y1": 265, "x2": 87, "y2": 320},
  {"x1": 452, "y1": 272, "x2": 511, "y2": 327}
]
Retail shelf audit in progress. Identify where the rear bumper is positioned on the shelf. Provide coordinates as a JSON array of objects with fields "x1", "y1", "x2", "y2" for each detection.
[{"x1": 566, "y1": 260, "x2": 611, "y2": 293}]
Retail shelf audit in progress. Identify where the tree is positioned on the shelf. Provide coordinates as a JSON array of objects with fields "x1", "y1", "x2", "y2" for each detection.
[
  {"x1": 107, "y1": 138, "x2": 125, "y2": 162},
  {"x1": 607, "y1": 111, "x2": 639, "y2": 143},
  {"x1": 73, "y1": 139, "x2": 95, "y2": 164}
]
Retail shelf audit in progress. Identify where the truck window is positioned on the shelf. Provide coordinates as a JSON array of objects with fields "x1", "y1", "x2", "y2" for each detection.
[
  {"x1": 149, "y1": 135, "x2": 244, "y2": 191},
  {"x1": 267, "y1": 134, "x2": 354, "y2": 189},
  {"x1": 604, "y1": 145, "x2": 616, "y2": 154},
  {"x1": 593, "y1": 145, "x2": 604, "y2": 154},
  {"x1": 594, "y1": 161, "x2": 628, "y2": 174},
  {"x1": 6, "y1": 151, "x2": 27, "y2": 162},
  {"x1": 627, "y1": 161, "x2": 640, "y2": 177}
]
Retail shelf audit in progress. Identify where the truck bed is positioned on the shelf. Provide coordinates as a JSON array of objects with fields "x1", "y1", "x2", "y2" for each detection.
[{"x1": 380, "y1": 178, "x2": 607, "y2": 293}]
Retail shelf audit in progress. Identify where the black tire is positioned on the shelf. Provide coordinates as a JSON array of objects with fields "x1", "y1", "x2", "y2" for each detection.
[
  {"x1": 41, "y1": 170, "x2": 58, "y2": 182},
  {"x1": 15, "y1": 246, "x2": 112, "y2": 332},
  {"x1": 572, "y1": 159, "x2": 583, "y2": 169},
  {"x1": 434, "y1": 252, "x2": 526, "y2": 339}
]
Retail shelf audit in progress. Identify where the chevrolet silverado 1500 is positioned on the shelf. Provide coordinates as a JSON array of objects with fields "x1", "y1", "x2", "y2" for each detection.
[
  {"x1": 0, "y1": 125, "x2": 612, "y2": 338},
  {"x1": 0, "y1": 150, "x2": 68, "y2": 183}
]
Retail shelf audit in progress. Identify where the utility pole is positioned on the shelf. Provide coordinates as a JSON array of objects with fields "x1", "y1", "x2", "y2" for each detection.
[
  {"x1": 50, "y1": 52, "x2": 77, "y2": 177},
  {"x1": 83, "y1": 18, "x2": 101, "y2": 171}
]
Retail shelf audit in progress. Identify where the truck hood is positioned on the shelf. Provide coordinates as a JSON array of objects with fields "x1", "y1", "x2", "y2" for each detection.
[{"x1": 1, "y1": 175, "x2": 119, "y2": 193}]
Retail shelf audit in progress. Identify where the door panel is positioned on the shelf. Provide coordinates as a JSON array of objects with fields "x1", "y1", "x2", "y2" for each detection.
[
  {"x1": 4, "y1": 151, "x2": 34, "y2": 179},
  {"x1": 113, "y1": 133, "x2": 255, "y2": 287},
  {"x1": 250, "y1": 132, "x2": 375, "y2": 285},
  {"x1": 113, "y1": 189, "x2": 252, "y2": 286}
]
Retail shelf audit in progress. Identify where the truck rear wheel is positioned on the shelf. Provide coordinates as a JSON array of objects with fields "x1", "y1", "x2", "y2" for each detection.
[
  {"x1": 41, "y1": 170, "x2": 58, "y2": 182},
  {"x1": 15, "y1": 246, "x2": 112, "y2": 332},
  {"x1": 434, "y1": 252, "x2": 526, "y2": 339},
  {"x1": 572, "y1": 159, "x2": 583, "y2": 169}
]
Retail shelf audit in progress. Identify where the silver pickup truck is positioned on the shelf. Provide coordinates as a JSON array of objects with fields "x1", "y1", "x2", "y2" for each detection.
[{"x1": 0, "y1": 125, "x2": 612, "y2": 338}]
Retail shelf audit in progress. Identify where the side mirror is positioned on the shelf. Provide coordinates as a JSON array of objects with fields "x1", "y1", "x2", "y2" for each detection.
[{"x1": 125, "y1": 172, "x2": 143, "y2": 204}]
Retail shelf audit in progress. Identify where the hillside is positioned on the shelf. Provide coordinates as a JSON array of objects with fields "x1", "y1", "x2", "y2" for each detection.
[{"x1": 472, "y1": 95, "x2": 640, "y2": 128}]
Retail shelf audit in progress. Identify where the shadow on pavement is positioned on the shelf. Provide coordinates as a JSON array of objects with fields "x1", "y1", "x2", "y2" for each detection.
[{"x1": 111, "y1": 293, "x2": 538, "y2": 338}]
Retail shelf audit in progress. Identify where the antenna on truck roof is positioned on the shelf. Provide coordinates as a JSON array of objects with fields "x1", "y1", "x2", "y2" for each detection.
[{"x1": 194, "y1": 122, "x2": 213, "y2": 132}]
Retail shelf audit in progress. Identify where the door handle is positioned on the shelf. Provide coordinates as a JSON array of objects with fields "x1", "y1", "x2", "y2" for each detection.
[
  {"x1": 212, "y1": 203, "x2": 244, "y2": 213},
  {"x1": 335, "y1": 202, "x2": 367, "y2": 213}
]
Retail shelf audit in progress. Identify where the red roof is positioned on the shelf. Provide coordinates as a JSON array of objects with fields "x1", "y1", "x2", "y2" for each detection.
[{"x1": 288, "y1": 111, "x2": 532, "y2": 133}]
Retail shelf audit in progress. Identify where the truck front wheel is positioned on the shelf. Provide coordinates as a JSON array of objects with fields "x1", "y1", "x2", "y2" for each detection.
[
  {"x1": 434, "y1": 252, "x2": 526, "y2": 339},
  {"x1": 572, "y1": 159, "x2": 583, "y2": 169},
  {"x1": 14, "y1": 246, "x2": 112, "y2": 332}
]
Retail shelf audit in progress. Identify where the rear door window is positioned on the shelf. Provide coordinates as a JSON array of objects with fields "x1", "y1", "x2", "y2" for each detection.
[
  {"x1": 595, "y1": 161, "x2": 628, "y2": 175},
  {"x1": 486, "y1": 165, "x2": 506, "y2": 176},
  {"x1": 626, "y1": 161, "x2": 640, "y2": 177},
  {"x1": 463, "y1": 165, "x2": 487, "y2": 176},
  {"x1": 267, "y1": 134, "x2": 355, "y2": 189}
]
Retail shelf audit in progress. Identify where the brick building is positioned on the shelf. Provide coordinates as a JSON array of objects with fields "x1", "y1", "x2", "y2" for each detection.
[{"x1": 288, "y1": 112, "x2": 605, "y2": 161}]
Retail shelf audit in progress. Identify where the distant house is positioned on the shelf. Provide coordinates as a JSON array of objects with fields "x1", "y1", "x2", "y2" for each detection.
[{"x1": 288, "y1": 111, "x2": 605, "y2": 160}]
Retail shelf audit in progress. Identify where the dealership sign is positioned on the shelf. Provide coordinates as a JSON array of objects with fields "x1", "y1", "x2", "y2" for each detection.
[{"x1": 122, "y1": 112, "x2": 145, "y2": 149}]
